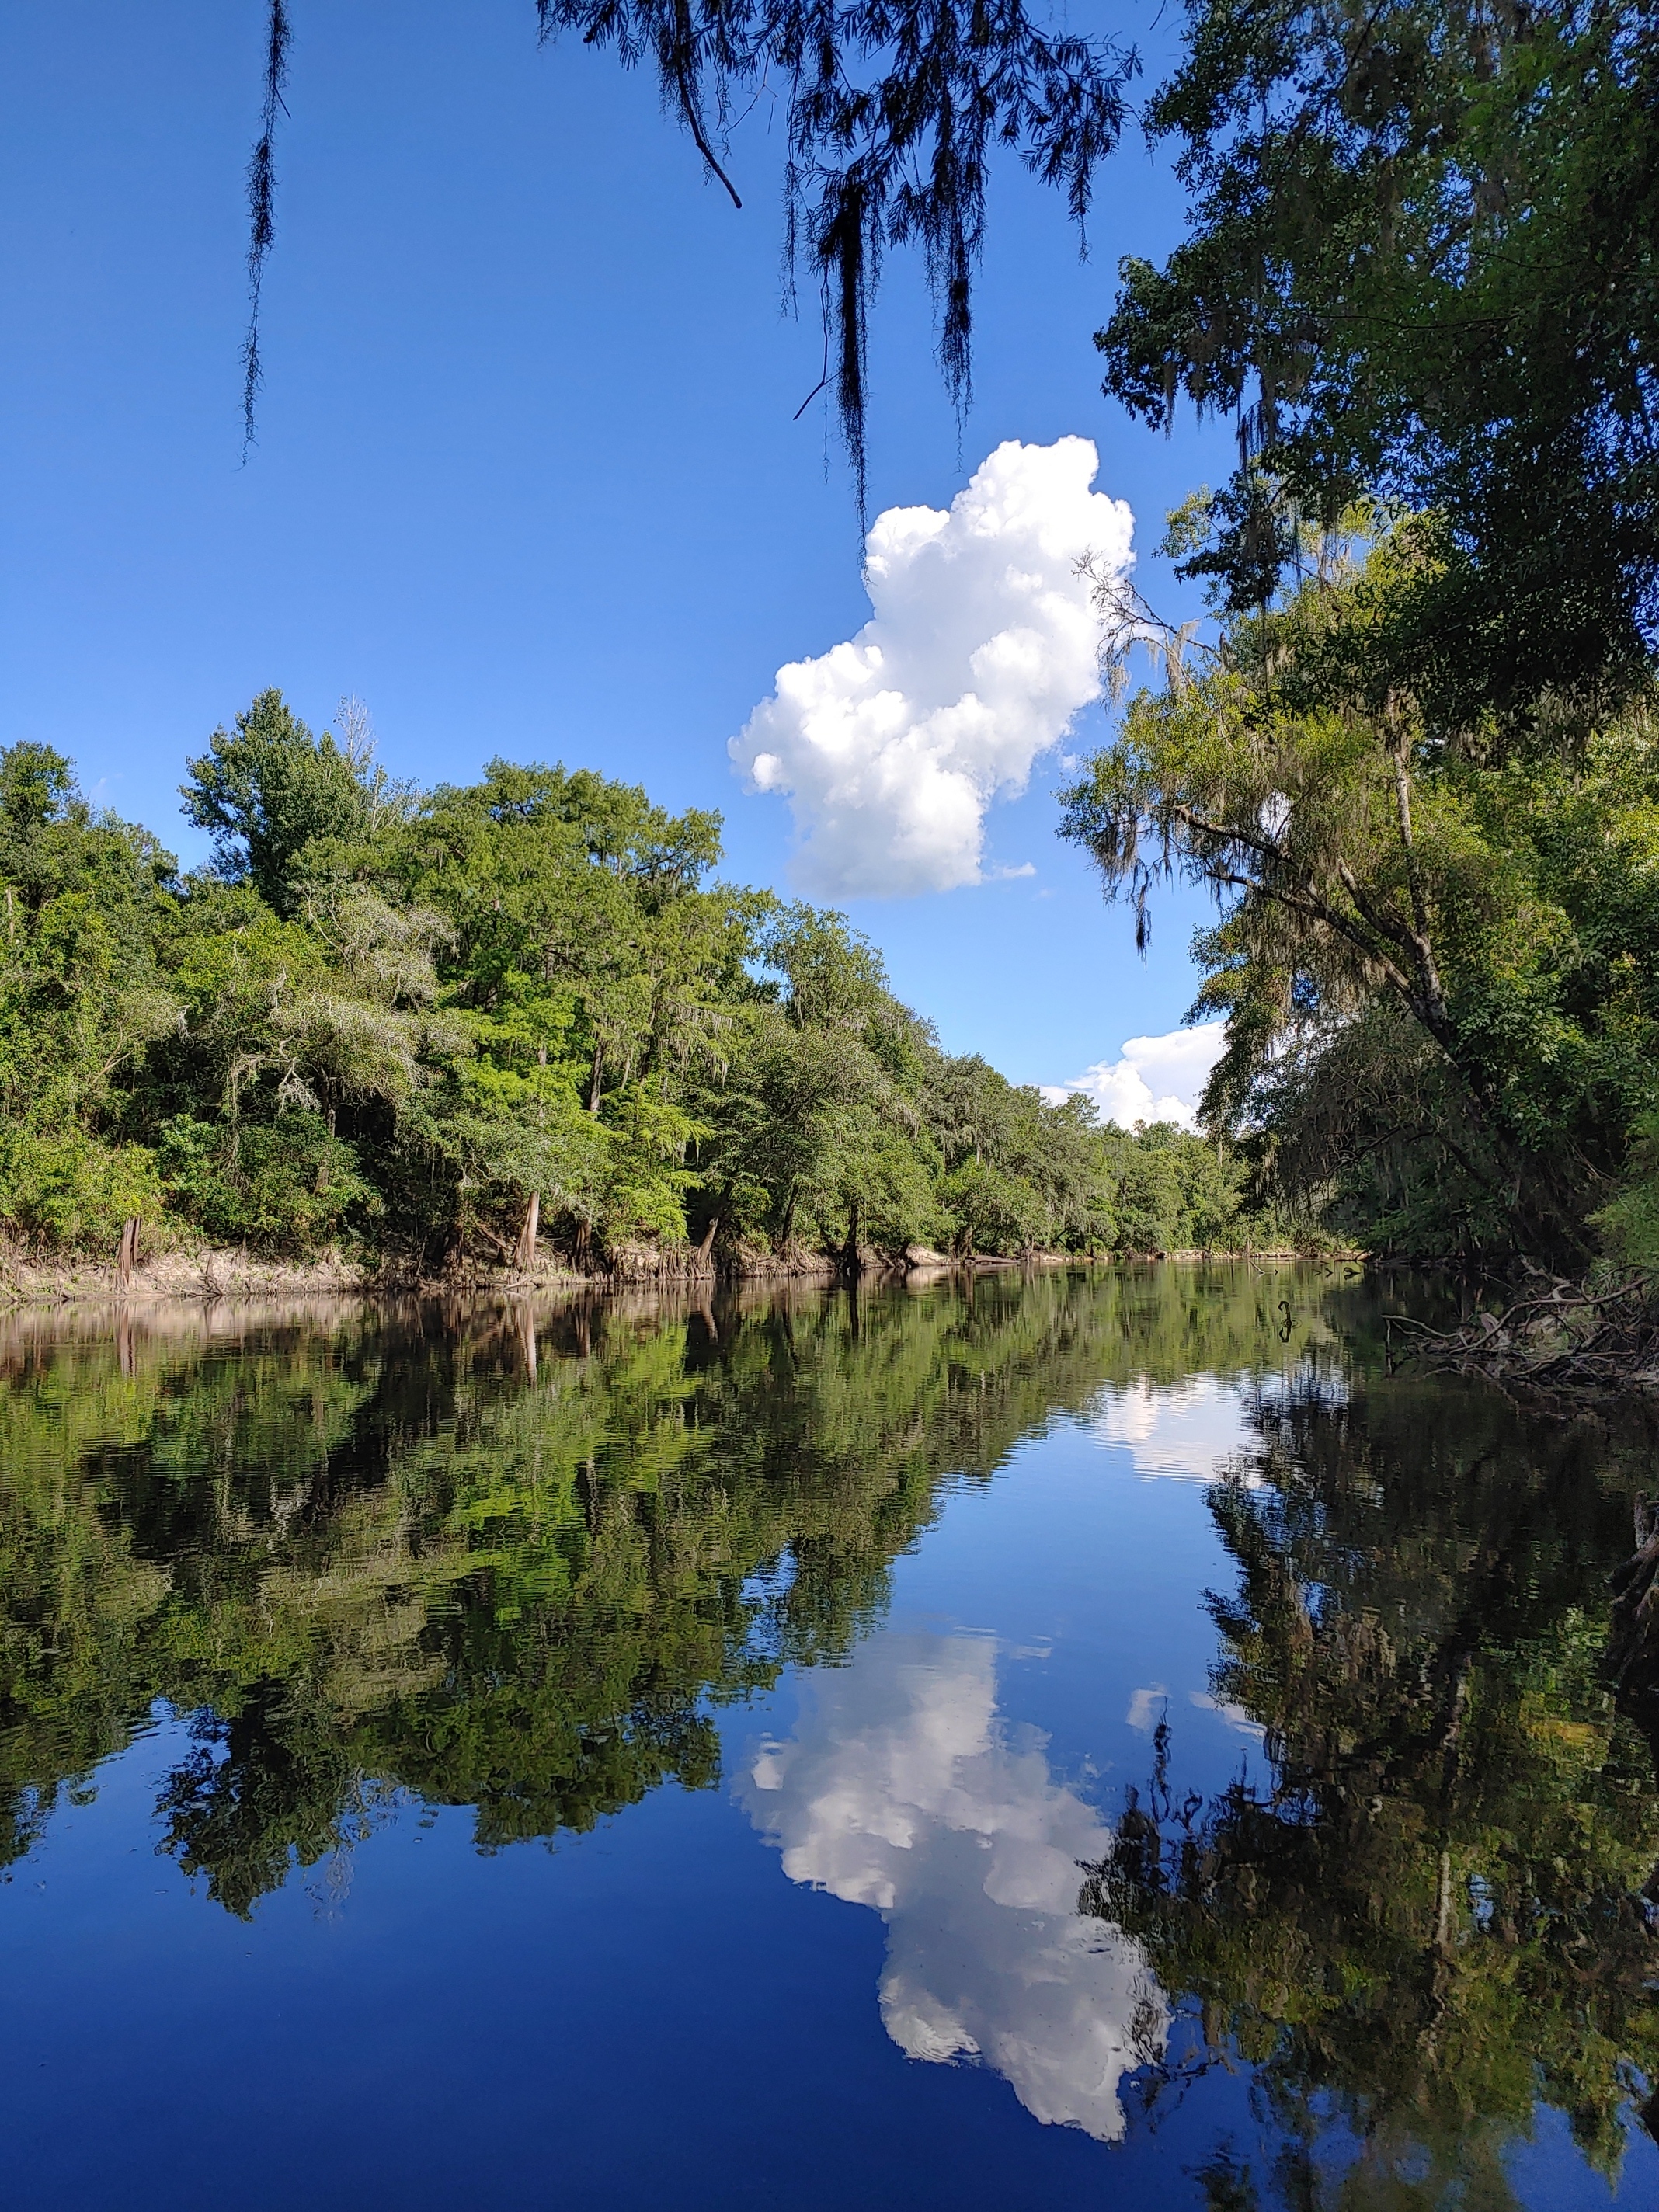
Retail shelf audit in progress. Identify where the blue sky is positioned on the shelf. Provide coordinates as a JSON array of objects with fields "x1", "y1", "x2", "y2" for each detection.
[{"x1": 0, "y1": 1, "x2": 1233, "y2": 1094}]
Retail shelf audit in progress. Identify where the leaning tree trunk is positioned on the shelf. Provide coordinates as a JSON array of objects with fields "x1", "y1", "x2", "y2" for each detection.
[
  {"x1": 514, "y1": 1191, "x2": 540, "y2": 1271},
  {"x1": 117, "y1": 1216, "x2": 141, "y2": 1288}
]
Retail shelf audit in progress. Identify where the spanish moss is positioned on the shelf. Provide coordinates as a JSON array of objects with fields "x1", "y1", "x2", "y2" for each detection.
[{"x1": 242, "y1": 0, "x2": 291, "y2": 459}]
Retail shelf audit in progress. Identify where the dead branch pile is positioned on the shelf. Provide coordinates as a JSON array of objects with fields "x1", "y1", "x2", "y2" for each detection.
[{"x1": 1387, "y1": 1272, "x2": 1659, "y2": 1400}]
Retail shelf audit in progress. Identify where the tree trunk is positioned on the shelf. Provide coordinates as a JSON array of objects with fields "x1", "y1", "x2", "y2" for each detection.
[
  {"x1": 514, "y1": 1191, "x2": 541, "y2": 1271},
  {"x1": 117, "y1": 1216, "x2": 141, "y2": 1287},
  {"x1": 842, "y1": 1195, "x2": 861, "y2": 1276},
  {"x1": 695, "y1": 1207, "x2": 722, "y2": 1269}
]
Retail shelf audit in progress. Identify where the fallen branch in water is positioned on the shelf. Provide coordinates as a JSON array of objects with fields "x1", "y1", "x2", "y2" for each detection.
[
  {"x1": 1606, "y1": 1494, "x2": 1659, "y2": 1718},
  {"x1": 1386, "y1": 1271, "x2": 1659, "y2": 1402}
]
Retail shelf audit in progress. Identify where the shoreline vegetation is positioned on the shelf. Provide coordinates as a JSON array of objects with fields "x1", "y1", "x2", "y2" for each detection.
[
  {"x1": 1, "y1": 697, "x2": 1647, "y2": 1403},
  {"x1": 0, "y1": 704, "x2": 1299, "y2": 1294}
]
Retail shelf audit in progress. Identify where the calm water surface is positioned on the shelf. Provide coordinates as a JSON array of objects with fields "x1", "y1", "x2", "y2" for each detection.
[{"x1": 3, "y1": 1267, "x2": 1657, "y2": 2209}]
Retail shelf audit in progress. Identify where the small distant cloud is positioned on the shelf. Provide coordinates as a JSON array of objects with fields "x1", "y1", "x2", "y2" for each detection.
[
  {"x1": 731, "y1": 437, "x2": 1134, "y2": 898},
  {"x1": 1042, "y1": 1021, "x2": 1227, "y2": 1131}
]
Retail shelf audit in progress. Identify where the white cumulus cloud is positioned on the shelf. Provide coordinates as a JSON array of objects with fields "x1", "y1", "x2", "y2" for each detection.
[
  {"x1": 742, "y1": 1629, "x2": 1164, "y2": 2140},
  {"x1": 1042, "y1": 1021, "x2": 1228, "y2": 1131},
  {"x1": 730, "y1": 438, "x2": 1134, "y2": 898}
]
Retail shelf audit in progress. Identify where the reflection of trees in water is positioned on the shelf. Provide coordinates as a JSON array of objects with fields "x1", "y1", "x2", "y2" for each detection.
[
  {"x1": 1, "y1": 1264, "x2": 1336, "y2": 1915},
  {"x1": 1085, "y1": 1371, "x2": 1659, "y2": 2207}
]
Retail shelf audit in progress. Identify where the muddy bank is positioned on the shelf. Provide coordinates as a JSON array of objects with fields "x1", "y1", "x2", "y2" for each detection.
[
  {"x1": 0, "y1": 1236, "x2": 1334, "y2": 1310},
  {"x1": 0, "y1": 1238, "x2": 843, "y2": 1308}
]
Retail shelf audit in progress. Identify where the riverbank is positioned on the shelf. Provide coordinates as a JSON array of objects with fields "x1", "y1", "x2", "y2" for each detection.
[{"x1": 0, "y1": 1236, "x2": 1350, "y2": 1309}]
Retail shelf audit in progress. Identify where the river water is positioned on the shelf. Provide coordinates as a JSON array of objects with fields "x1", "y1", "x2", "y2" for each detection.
[{"x1": 2, "y1": 1266, "x2": 1657, "y2": 2208}]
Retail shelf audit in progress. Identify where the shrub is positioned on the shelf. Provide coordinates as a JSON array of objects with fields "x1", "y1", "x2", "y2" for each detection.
[
  {"x1": 158, "y1": 1112, "x2": 375, "y2": 1255},
  {"x1": 0, "y1": 1126, "x2": 162, "y2": 1250}
]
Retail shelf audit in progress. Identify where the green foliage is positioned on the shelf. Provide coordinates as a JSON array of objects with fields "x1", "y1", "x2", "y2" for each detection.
[
  {"x1": 0, "y1": 711, "x2": 1260, "y2": 1268},
  {"x1": 1098, "y1": 0, "x2": 1659, "y2": 713},
  {"x1": 156, "y1": 1113, "x2": 374, "y2": 1255},
  {"x1": 0, "y1": 741, "x2": 179, "y2": 1250},
  {"x1": 180, "y1": 690, "x2": 402, "y2": 916},
  {"x1": 1594, "y1": 1111, "x2": 1659, "y2": 1268},
  {"x1": 0, "y1": 1127, "x2": 161, "y2": 1249},
  {"x1": 1063, "y1": 531, "x2": 1659, "y2": 1264}
]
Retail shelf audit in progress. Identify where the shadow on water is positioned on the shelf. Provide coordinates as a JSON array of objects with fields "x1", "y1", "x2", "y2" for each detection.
[{"x1": 2, "y1": 1263, "x2": 1657, "y2": 2203}]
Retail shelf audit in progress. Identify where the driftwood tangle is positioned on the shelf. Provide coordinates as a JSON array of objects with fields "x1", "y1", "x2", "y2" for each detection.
[{"x1": 1388, "y1": 1272, "x2": 1659, "y2": 1403}]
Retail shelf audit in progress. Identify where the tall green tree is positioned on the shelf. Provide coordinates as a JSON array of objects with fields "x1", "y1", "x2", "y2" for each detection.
[
  {"x1": 1061, "y1": 528, "x2": 1659, "y2": 1261},
  {"x1": 180, "y1": 690, "x2": 408, "y2": 916},
  {"x1": 1098, "y1": 0, "x2": 1659, "y2": 718}
]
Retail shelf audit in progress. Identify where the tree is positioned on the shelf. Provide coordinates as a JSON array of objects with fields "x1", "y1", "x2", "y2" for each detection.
[
  {"x1": 180, "y1": 689, "x2": 409, "y2": 916},
  {"x1": 0, "y1": 743, "x2": 178, "y2": 1247},
  {"x1": 0, "y1": 703, "x2": 1271, "y2": 1265},
  {"x1": 1097, "y1": 0, "x2": 1659, "y2": 718},
  {"x1": 1060, "y1": 527, "x2": 1659, "y2": 1261}
]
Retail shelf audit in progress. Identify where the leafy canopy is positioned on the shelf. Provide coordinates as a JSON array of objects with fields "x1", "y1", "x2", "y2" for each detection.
[
  {"x1": 1061, "y1": 525, "x2": 1659, "y2": 1262},
  {"x1": 1099, "y1": 0, "x2": 1659, "y2": 713},
  {"x1": 0, "y1": 707, "x2": 1264, "y2": 1264}
]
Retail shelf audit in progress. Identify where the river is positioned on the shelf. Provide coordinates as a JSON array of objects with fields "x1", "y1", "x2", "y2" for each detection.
[{"x1": 2, "y1": 1266, "x2": 1656, "y2": 2208}]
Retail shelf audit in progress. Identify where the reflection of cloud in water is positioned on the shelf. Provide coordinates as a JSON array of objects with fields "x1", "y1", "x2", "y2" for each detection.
[
  {"x1": 1190, "y1": 1689, "x2": 1264, "y2": 1741},
  {"x1": 1087, "y1": 1365, "x2": 1351, "y2": 1486},
  {"x1": 1125, "y1": 1685, "x2": 1167, "y2": 1733},
  {"x1": 743, "y1": 1633, "x2": 1165, "y2": 2140},
  {"x1": 1089, "y1": 1375, "x2": 1254, "y2": 1483}
]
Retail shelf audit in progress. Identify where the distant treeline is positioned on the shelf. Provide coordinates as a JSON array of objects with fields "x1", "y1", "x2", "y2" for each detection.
[{"x1": 0, "y1": 694, "x2": 1267, "y2": 1270}]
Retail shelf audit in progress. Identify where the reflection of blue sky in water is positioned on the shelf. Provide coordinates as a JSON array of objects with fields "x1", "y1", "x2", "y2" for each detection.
[{"x1": 742, "y1": 1632, "x2": 1166, "y2": 2141}]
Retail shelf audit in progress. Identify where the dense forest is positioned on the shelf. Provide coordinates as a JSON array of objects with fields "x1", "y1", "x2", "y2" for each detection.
[
  {"x1": 1062, "y1": 0, "x2": 1659, "y2": 1275},
  {"x1": 0, "y1": 701, "x2": 1257, "y2": 1273}
]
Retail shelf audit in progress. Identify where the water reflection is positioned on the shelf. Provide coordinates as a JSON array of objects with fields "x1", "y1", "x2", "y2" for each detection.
[
  {"x1": 1088, "y1": 1373, "x2": 1257, "y2": 1483},
  {"x1": 0, "y1": 1267, "x2": 1337, "y2": 1905},
  {"x1": 3, "y1": 1267, "x2": 1657, "y2": 2206},
  {"x1": 1087, "y1": 1363, "x2": 1659, "y2": 2207},
  {"x1": 744, "y1": 1629, "x2": 1164, "y2": 2138}
]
